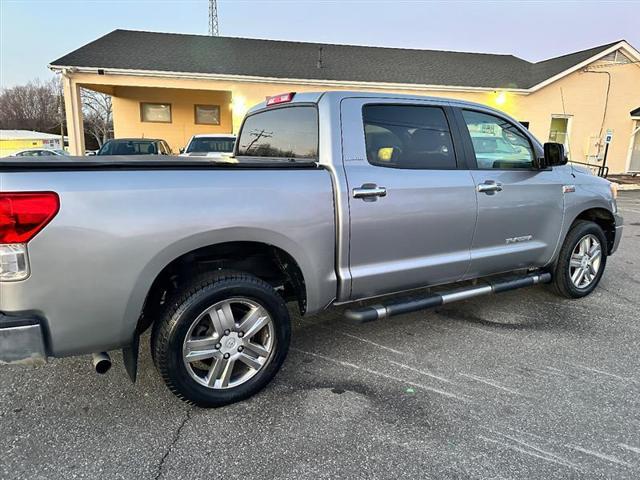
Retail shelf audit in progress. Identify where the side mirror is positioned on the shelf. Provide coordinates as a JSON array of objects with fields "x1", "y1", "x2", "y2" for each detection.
[
  {"x1": 179, "y1": 148, "x2": 185, "y2": 154},
  {"x1": 543, "y1": 142, "x2": 568, "y2": 167}
]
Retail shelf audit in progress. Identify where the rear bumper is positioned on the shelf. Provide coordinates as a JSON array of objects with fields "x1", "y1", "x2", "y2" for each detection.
[
  {"x1": 0, "y1": 313, "x2": 47, "y2": 366},
  {"x1": 611, "y1": 213, "x2": 623, "y2": 255}
]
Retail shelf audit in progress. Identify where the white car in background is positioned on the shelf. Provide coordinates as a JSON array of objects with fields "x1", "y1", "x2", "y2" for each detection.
[
  {"x1": 180, "y1": 134, "x2": 236, "y2": 159},
  {"x1": 10, "y1": 148, "x2": 69, "y2": 157}
]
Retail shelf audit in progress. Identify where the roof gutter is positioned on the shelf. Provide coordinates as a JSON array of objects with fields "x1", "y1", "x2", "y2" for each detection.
[{"x1": 48, "y1": 64, "x2": 531, "y2": 94}]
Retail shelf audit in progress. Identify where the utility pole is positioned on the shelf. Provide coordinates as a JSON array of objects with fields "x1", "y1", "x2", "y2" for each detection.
[{"x1": 208, "y1": 0, "x2": 219, "y2": 36}]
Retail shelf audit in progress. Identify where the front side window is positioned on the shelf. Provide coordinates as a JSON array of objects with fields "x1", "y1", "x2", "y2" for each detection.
[
  {"x1": 194, "y1": 105, "x2": 220, "y2": 125},
  {"x1": 140, "y1": 103, "x2": 172, "y2": 123},
  {"x1": 236, "y1": 106, "x2": 318, "y2": 160},
  {"x1": 186, "y1": 137, "x2": 236, "y2": 153},
  {"x1": 462, "y1": 110, "x2": 534, "y2": 169},
  {"x1": 363, "y1": 105, "x2": 456, "y2": 169}
]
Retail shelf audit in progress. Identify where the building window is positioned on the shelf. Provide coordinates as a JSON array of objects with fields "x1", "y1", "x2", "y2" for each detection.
[
  {"x1": 194, "y1": 105, "x2": 221, "y2": 125},
  {"x1": 140, "y1": 103, "x2": 172, "y2": 123},
  {"x1": 601, "y1": 49, "x2": 633, "y2": 64}
]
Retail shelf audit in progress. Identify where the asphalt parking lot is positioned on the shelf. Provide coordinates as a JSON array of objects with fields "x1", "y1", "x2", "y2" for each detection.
[{"x1": 1, "y1": 191, "x2": 639, "y2": 480}]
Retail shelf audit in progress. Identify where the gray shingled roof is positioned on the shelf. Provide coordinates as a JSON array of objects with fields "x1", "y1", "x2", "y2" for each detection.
[{"x1": 50, "y1": 30, "x2": 622, "y2": 90}]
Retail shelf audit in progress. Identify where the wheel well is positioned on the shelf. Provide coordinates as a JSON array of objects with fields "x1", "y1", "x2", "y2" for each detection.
[
  {"x1": 137, "y1": 242, "x2": 306, "y2": 334},
  {"x1": 574, "y1": 208, "x2": 616, "y2": 253}
]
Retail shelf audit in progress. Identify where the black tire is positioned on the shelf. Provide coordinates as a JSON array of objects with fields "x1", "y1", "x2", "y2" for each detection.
[
  {"x1": 550, "y1": 220, "x2": 607, "y2": 298},
  {"x1": 151, "y1": 270, "x2": 291, "y2": 407}
]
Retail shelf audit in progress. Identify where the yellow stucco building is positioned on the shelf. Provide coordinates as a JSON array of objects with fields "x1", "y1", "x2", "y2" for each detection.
[{"x1": 51, "y1": 30, "x2": 640, "y2": 173}]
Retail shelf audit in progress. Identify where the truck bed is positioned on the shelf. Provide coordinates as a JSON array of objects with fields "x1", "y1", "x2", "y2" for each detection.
[{"x1": 0, "y1": 164, "x2": 337, "y2": 355}]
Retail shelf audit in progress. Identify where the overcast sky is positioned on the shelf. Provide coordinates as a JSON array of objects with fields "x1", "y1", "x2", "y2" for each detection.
[{"x1": 1, "y1": 0, "x2": 639, "y2": 87}]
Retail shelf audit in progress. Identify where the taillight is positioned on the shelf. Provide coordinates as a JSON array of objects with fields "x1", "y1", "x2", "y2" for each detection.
[
  {"x1": 266, "y1": 92, "x2": 295, "y2": 106},
  {"x1": 0, "y1": 192, "x2": 59, "y2": 244},
  {"x1": 0, "y1": 192, "x2": 59, "y2": 281}
]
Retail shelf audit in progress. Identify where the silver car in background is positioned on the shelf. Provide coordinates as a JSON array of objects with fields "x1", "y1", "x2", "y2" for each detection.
[{"x1": 10, "y1": 148, "x2": 69, "y2": 157}]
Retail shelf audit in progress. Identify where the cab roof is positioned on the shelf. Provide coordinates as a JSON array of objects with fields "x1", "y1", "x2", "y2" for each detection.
[{"x1": 247, "y1": 90, "x2": 507, "y2": 117}]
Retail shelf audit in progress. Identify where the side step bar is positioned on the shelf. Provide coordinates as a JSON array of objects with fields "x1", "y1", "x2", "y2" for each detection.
[{"x1": 345, "y1": 272, "x2": 551, "y2": 323}]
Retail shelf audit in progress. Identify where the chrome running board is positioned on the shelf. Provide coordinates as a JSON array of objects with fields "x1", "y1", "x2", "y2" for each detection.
[{"x1": 344, "y1": 272, "x2": 552, "y2": 323}]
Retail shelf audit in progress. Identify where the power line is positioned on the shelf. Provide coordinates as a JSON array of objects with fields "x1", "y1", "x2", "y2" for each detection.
[{"x1": 208, "y1": 0, "x2": 219, "y2": 36}]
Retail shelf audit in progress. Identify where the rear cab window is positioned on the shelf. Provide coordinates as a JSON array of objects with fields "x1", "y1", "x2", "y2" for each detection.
[{"x1": 236, "y1": 106, "x2": 318, "y2": 161}]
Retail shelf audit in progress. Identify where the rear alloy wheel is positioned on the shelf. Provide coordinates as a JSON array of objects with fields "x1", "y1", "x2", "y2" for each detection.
[
  {"x1": 152, "y1": 271, "x2": 290, "y2": 407},
  {"x1": 182, "y1": 297, "x2": 276, "y2": 390},
  {"x1": 551, "y1": 220, "x2": 607, "y2": 298}
]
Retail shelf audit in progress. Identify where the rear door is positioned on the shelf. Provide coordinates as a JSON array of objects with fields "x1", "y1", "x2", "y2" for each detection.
[
  {"x1": 341, "y1": 98, "x2": 477, "y2": 300},
  {"x1": 453, "y1": 107, "x2": 564, "y2": 278}
]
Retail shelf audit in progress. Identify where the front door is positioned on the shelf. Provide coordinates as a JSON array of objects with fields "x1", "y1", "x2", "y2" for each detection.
[
  {"x1": 341, "y1": 98, "x2": 477, "y2": 300},
  {"x1": 455, "y1": 108, "x2": 565, "y2": 278}
]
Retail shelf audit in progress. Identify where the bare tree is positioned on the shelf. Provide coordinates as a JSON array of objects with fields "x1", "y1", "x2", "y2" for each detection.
[
  {"x1": 0, "y1": 78, "x2": 64, "y2": 133},
  {"x1": 82, "y1": 89, "x2": 113, "y2": 147}
]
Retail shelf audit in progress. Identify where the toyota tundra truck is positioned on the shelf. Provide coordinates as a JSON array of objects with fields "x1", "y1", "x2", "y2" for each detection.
[{"x1": 0, "y1": 91, "x2": 622, "y2": 407}]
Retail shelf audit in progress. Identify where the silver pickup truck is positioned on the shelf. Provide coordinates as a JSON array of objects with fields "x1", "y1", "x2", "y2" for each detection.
[{"x1": 0, "y1": 91, "x2": 622, "y2": 407}]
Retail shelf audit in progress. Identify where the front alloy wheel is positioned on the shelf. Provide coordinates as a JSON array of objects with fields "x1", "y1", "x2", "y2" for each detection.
[
  {"x1": 550, "y1": 220, "x2": 607, "y2": 298},
  {"x1": 569, "y1": 234, "x2": 602, "y2": 289}
]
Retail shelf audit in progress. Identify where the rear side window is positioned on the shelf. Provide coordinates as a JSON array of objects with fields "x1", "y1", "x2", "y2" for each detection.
[
  {"x1": 236, "y1": 106, "x2": 318, "y2": 160},
  {"x1": 363, "y1": 105, "x2": 456, "y2": 169}
]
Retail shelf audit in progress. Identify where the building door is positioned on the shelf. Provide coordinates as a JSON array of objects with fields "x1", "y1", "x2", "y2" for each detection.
[
  {"x1": 629, "y1": 121, "x2": 640, "y2": 173},
  {"x1": 549, "y1": 116, "x2": 571, "y2": 158}
]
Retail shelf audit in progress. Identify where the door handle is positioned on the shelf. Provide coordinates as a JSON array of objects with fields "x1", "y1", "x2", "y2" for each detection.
[
  {"x1": 353, "y1": 184, "x2": 387, "y2": 201},
  {"x1": 477, "y1": 181, "x2": 503, "y2": 194}
]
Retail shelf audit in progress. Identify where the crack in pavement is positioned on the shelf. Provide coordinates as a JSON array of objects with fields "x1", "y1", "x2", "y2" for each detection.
[{"x1": 154, "y1": 406, "x2": 194, "y2": 480}]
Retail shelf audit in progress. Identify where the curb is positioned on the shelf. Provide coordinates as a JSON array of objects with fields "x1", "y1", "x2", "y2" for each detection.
[{"x1": 611, "y1": 182, "x2": 640, "y2": 191}]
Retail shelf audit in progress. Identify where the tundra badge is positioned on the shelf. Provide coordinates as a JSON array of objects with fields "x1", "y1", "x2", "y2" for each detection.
[{"x1": 506, "y1": 235, "x2": 533, "y2": 244}]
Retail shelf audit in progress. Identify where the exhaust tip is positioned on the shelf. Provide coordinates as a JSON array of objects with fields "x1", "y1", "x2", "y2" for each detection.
[{"x1": 92, "y1": 352, "x2": 112, "y2": 374}]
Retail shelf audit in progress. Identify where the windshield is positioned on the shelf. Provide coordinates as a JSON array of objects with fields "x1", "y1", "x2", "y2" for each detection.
[
  {"x1": 53, "y1": 149, "x2": 69, "y2": 155},
  {"x1": 98, "y1": 140, "x2": 158, "y2": 155},
  {"x1": 186, "y1": 137, "x2": 235, "y2": 153}
]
